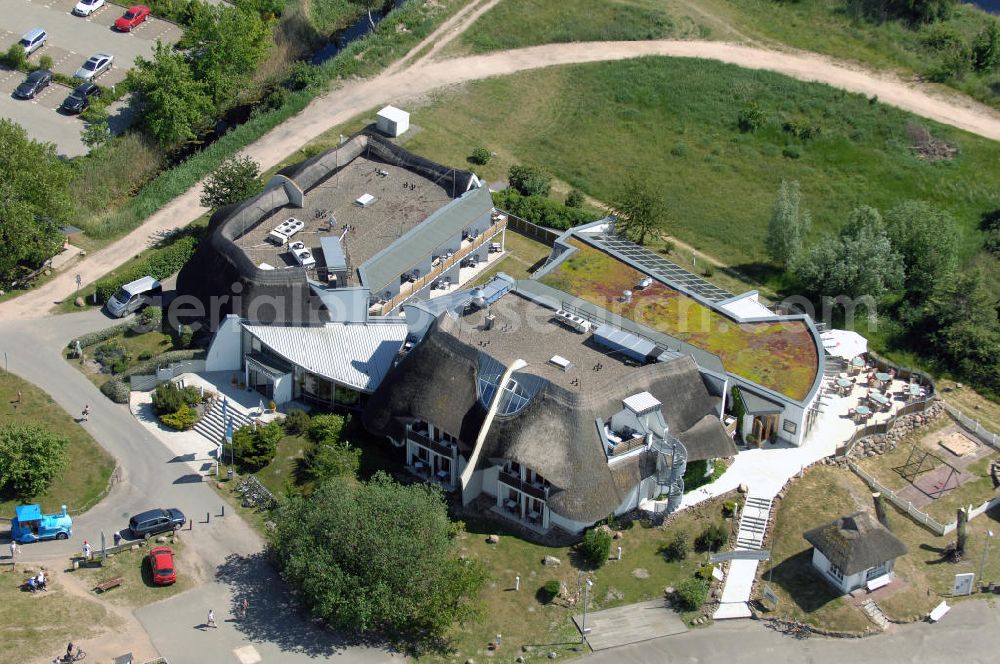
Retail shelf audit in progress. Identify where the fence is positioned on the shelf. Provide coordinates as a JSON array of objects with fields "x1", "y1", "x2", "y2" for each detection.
[
  {"x1": 834, "y1": 395, "x2": 936, "y2": 457},
  {"x1": 848, "y1": 462, "x2": 950, "y2": 535},
  {"x1": 943, "y1": 403, "x2": 1000, "y2": 452},
  {"x1": 130, "y1": 359, "x2": 207, "y2": 391},
  {"x1": 497, "y1": 208, "x2": 562, "y2": 247}
]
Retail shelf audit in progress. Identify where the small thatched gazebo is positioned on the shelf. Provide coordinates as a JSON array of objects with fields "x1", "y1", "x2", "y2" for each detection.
[{"x1": 803, "y1": 511, "x2": 907, "y2": 594}]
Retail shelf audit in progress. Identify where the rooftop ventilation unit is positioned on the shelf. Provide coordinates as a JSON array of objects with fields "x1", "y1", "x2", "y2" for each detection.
[
  {"x1": 552, "y1": 309, "x2": 591, "y2": 333},
  {"x1": 622, "y1": 290, "x2": 633, "y2": 304},
  {"x1": 550, "y1": 355, "x2": 572, "y2": 371},
  {"x1": 637, "y1": 277, "x2": 653, "y2": 290},
  {"x1": 355, "y1": 193, "x2": 376, "y2": 208}
]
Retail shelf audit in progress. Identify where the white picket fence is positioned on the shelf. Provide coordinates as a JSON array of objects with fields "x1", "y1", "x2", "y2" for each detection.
[{"x1": 944, "y1": 403, "x2": 1000, "y2": 451}]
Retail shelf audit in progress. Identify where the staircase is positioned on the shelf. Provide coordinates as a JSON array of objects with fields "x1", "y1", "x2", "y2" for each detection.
[
  {"x1": 861, "y1": 599, "x2": 890, "y2": 630},
  {"x1": 193, "y1": 399, "x2": 254, "y2": 445},
  {"x1": 736, "y1": 494, "x2": 773, "y2": 550}
]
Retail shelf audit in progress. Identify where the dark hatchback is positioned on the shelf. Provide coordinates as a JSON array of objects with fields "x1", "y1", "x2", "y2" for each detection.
[
  {"x1": 62, "y1": 82, "x2": 101, "y2": 114},
  {"x1": 14, "y1": 70, "x2": 52, "y2": 99},
  {"x1": 128, "y1": 508, "x2": 186, "y2": 539}
]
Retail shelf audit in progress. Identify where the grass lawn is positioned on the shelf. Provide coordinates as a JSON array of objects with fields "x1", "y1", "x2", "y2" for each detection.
[
  {"x1": 430, "y1": 496, "x2": 736, "y2": 663},
  {"x1": 0, "y1": 373, "x2": 115, "y2": 517},
  {"x1": 254, "y1": 435, "x2": 314, "y2": 496},
  {"x1": 939, "y1": 380, "x2": 1000, "y2": 436},
  {"x1": 469, "y1": 230, "x2": 553, "y2": 286},
  {"x1": 456, "y1": 0, "x2": 706, "y2": 54},
  {"x1": 764, "y1": 464, "x2": 1000, "y2": 630},
  {"x1": 73, "y1": 533, "x2": 194, "y2": 608},
  {"x1": 457, "y1": 0, "x2": 1000, "y2": 108},
  {"x1": 856, "y1": 415, "x2": 999, "y2": 523},
  {"x1": 0, "y1": 564, "x2": 121, "y2": 663}
]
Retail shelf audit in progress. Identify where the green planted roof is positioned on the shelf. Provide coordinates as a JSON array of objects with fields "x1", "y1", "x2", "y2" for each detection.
[{"x1": 539, "y1": 240, "x2": 819, "y2": 401}]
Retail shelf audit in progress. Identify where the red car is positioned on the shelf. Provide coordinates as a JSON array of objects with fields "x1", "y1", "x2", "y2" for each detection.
[
  {"x1": 148, "y1": 546, "x2": 176, "y2": 585},
  {"x1": 114, "y1": 5, "x2": 150, "y2": 32}
]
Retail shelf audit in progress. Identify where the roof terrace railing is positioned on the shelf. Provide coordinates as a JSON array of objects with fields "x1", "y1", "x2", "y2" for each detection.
[
  {"x1": 371, "y1": 216, "x2": 507, "y2": 316},
  {"x1": 609, "y1": 434, "x2": 647, "y2": 458}
]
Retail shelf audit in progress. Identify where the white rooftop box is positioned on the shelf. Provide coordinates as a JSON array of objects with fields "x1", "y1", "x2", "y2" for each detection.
[
  {"x1": 355, "y1": 193, "x2": 376, "y2": 207},
  {"x1": 376, "y1": 105, "x2": 410, "y2": 137}
]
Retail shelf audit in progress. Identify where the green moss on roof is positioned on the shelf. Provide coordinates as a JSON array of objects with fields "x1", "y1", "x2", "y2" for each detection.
[{"x1": 539, "y1": 240, "x2": 818, "y2": 401}]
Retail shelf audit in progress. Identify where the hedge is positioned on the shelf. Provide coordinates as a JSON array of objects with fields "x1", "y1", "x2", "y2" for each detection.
[
  {"x1": 492, "y1": 189, "x2": 598, "y2": 231},
  {"x1": 69, "y1": 321, "x2": 134, "y2": 350},
  {"x1": 100, "y1": 378, "x2": 131, "y2": 404},
  {"x1": 93, "y1": 233, "x2": 200, "y2": 304},
  {"x1": 122, "y1": 349, "x2": 204, "y2": 377}
]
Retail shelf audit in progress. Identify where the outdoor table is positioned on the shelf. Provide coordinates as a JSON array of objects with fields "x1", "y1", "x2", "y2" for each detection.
[
  {"x1": 875, "y1": 372, "x2": 891, "y2": 384},
  {"x1": 909, "y1": 384, "x2": 922, "y2": 397},
  {"x1": 869, "y1": 393, "x2": 890, "y2": 409},
  {"x1": 836, "y1": 378, "x2": 852, "y2": 389},
  {"x1": 436, "y1": 470, "x2": 450, "y2": 481},
  {"x1": 504, "y1": 499, "x2": 517, "y2": 512},
  {"x1": 413, "y1": 460, "x2": 425, "y2": 470},
  {"x1": 851, "y1": 357, "x2": 865, "y2": 367},
  {"x1": 855, "y1": 405, "x2": 871, "y2": 420}
]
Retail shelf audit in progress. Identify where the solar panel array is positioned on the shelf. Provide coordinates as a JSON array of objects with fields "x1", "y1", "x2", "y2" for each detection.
[{"x1": 590, "y1": 234, "x2": 733, "y2": 303}]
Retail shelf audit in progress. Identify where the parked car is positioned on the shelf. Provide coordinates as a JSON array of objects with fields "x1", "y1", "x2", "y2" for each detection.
[
  {"x1": 74, "y1": 53, "x2": 113, "y2": 81},
  {"x1": 114, "y1": 5, "x2": 150, "y2": 32},
  {"x1": 61, "y1": 82, "x2": 101, "y2": 114},
  {"x1": 10, "y1": 504, "x2": 72, "y2": 543},
  {"x1": 148, "y1": 546, "x2": 176, "y2": 585},
  {"x1": 18, "y1": 28, "x2": 47, "y2": 56},
  {"x1": 14, "y1": 70, "x2": 52, "y2": 99},
  {"x1": 106, "y1": 275, "x2": 161, "y2": 318},
  {"x1": 72, "y1": 0, "x2": 105, "y2": 16},
  {"x1": 128, "y1": 508, "x2": 185, "y2": 539}
]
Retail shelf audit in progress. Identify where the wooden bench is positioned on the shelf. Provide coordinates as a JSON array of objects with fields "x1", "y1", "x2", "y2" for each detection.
[{"x1": 95, "y1": 576, "x2": 124, "y2": 593}]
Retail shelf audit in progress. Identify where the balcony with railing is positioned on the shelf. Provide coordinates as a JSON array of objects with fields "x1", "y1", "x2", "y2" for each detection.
[
  {"x1": 407, "y1": 428, "x2": 458, "y2": 458},
  {"x1": 498, "y1": 469, "x2": 549, "y2": 501},
  {"x1": 370, "y1": 216, "x2": 507, "y2": 316},
  {"x1": 608, "y1": 434, "x2": 647, "y2": 458}
]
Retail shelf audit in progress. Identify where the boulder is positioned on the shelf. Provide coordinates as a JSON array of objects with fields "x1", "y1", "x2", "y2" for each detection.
[
  {"x1": 486, "y1": 534, "x2": 500, "y2": 544},
  {"x1": 466, "y1": 659, "x2": 475, "y2": 664},
  {"x1": 74, "y1": 296, "x2": 85, "y2": 307},
  {"x1": 613, "y1": 531, "x2": 624, "y2": 540},
  {"x1": 543, "y1": 555, "x2": 561, "y2": 567},
  {"x1": 156, "y1": 536, "x2": 167, "y2": 544},
  {"x1": 738, "y1": 483, "x2": 748, "y2": 494},
  {"x1": 548, "y1": 652, "x2": 557, "y2": 660}
]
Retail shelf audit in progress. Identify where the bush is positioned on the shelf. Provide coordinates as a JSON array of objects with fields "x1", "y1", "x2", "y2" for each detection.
[
  {"x1": 722, "y1": 500, "x2": 738, "y2": 518},
  {"x1": 662, "y1": 531, "x2": 689, "y2": 562},
  {"x1": 695, "y1": 564, "x2": 715, "y2": 581},
  {"x1": 283, "y1": 408, "x2": 310, "y2": 435},
  {"x1": 100, "y1": 377, "x2": 131, "y2": 404},
  {"x1": 540, "y1": 579, "x2": 561, "y2": 603},
  {"x1": 492, "y1": 189, "x2": 596, "y2": 231},
  {"x1": 93, "y1": 232, "x2": 200, "y2": 304},
  {"x1": 661, "y1": 240, "x2": 676, "y2": 255},
  {"x1": 176, "y1": 324, "x2": 194, "y2": 349},
  {"x1": 782, "y1": 145, "x2": 802, "y2": 160},
  {"x1": 986, "y1": 228, "x2": 1000, "y2": 257},
  {"x1": 309, "y1": 413, "x2": 346, "y2": 443},
  {"x1": 670, "y1": 142, "x2": 688, "y2": 157},
  {"x1": 737, "y1": 102, "x2": 766, "y2": 132},
  {"x1": 139, "y1": 305, "x2": 162, "y2": 329},
  {"x1": 565, "y1": 189, "x2": 585, "y2": 208},
  {"x1": 151, "y1": 381, "x2": 201, "y2": 416},
  {"x1": 695, "y1": 524, "x2": 729, "y2": 552},
  {"x1": 2, "y1": 44, "x2": 26, "y2": 69},
  {"x1": 508, "y1": 164, "x2": 551, "y2": 197},
  {"x1": 675, "y1": 577, "x2": 709, "y2": 611},
  {"x1": 469, "y1": 146, "x2": 492, "y2": 165},
  {"x1": 69, "y1": 321, "x2": 132, "y2": 350},
  {"x1": 230, "y1": 421, "x2": 282, "y2": 470},
  {"x1": 94, "y1": 340, "x2": 131, "y2": 374},
  {"x1": 303, "y1": 440, "x2": 360, "y2": 482},
  {"x1": 579, "y1": 527, "x2": 613, "y2": 568},
  {"x1": 138, "y1": 351, "x2": 153, "y2": 361},
  {"x1": 160, "y1": 403, "x2": 198, "y2": 430}
]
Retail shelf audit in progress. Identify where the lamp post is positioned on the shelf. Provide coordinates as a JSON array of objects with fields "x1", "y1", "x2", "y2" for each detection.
[
  {"x1": 979, "y1": 530, "x2": 994, "y2": 590},
  {"x1": 580, "y1": 578, "x2": 593, "y2": 640}
]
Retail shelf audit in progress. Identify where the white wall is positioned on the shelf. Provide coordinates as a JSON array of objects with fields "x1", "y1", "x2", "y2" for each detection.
[
  {"x1": 273, "y1": 372, "x2": 294, "y2": 405},
  {"x1": 548, "y1": 509, "x2": 591, "y2": 535},
  {"x1": 205, "y1": 315, "x2": 243, "y2": 372}
]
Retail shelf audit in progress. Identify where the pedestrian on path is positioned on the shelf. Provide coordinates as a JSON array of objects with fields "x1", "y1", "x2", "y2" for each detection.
[
  {"x1": 9, "y1": 540, "x2": 17, "y2": 560},
  {"x1": 113, "y1": 531, "x2": 122, "y2": 548},
  {"x1": 81, "y1": 404, "x2": 90, "y2": 422},
  {"x1": 207, "y1": 609, "x2": 217, "y2": 628},
  {"x1": 82, "y1": 540, "x2": 91, "y2": 560},
  {"x1": 239, "y1": 597, "x2": 249, "y2": 620}
]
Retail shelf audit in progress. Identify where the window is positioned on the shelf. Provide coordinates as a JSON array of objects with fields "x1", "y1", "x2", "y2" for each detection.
[
  {"x1": 783, "y1": 419, "x2": 797, "y2": 435},
  {"x1": 865, "y1": 563, "x2": 887, "y2": 580},
  {"x1": 827, "y1": 562, "x2": 844, "y2": 582}
]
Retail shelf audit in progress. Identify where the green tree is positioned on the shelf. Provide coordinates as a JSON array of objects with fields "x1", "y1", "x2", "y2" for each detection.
[
  {"x1": 662, "y1": 531, "x2": 689, "y2": 562},
  {"x1": 695, "y1": 523, "x2": 729, "y2": 552},
  {"x1": 507, "y1": 164, "x2": 551, "y2": 197},
  {"x1": 308, "y1": 413, "x2": 346, "y2": 443},
  {"x1": 884, "y1": 200, "x2": 959, "y2": 298},
  {"x1": 579, "y1": 527, "x2": 613, "y2": 568},
  {"x1": 230, "y1": 421, "x2": 282, "y2": 470},
  {"x1": 3, "y1": 44, "x2": 26, "y2": 69},
  {"x1": 200, "y1": 156, "x2": 261, "y2": 209},
  {"x1": 268, "y1": 473, "x2": 488, "y2": 641},
  {"x1": 183, "y1": 6, "x2": 271, "y2": 109},
  {"x1": 81, "y1": 105, "x2": 111, "y2": 148},
  {"x1": 0, "y1": 424, "x2": 68, "y2": 499},
  {"x1": 795, "y1": 206, "x2": 903, "y2": 300},
  {"x1": 765, "y1": 179, "x2": 811, "y2": 268},
  {"x1": 565, "y1": 189, "x2": 585, "y2": 208},
  {"x1": 303, "y1": 440, "x2": 360, "y2": 481},
  {"x1": 610, "y1": 178, "x2": 669, "y2": 246},
  {"x1": 0, "y1": 119, "x2": 72, "y2": 284},
  {"x1": 129, "y1": 42, "x2": 213, "y2": 148},
  {"x1": 922, "y1": 25, "x2": 972, "y2": 81},
  {"x1": 973, "y1": 20, "x2": 1000, "y2": 72}
]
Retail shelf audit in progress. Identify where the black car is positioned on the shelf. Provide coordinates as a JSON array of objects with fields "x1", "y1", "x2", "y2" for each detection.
[
  {"x1": 128, "y1": 508, "x2": 186, "y2": 539},
  {"x1": 62, "y1": 82, "x2": 101, "y2": 114},
  {"x1": 14, "y1": 69, "x2": 52, "y2": 99}
]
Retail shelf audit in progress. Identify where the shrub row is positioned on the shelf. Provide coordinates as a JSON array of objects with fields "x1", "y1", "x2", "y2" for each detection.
[
  {"x1": 93, "y1": 233, "x2": 200, "y2": 303},
  {"x1": 68, "y1": 321, "x2": 134, "y2": 350},
  {"x1": 492, "y1": 189, "x2": 598, "y2": 231}
]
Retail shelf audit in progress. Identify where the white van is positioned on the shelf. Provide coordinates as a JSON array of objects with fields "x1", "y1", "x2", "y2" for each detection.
[
  {"x1": 106, "y1": 276, "x2": 162, "y2": 318},
  {"x1": 19, "y1": 28, "x2": 47, "y2": 56}
]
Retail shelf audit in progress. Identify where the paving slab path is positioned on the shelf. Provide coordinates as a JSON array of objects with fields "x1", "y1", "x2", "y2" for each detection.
[{"x1": 3, "y1": 32, "x2": 1000, "y2": 320}]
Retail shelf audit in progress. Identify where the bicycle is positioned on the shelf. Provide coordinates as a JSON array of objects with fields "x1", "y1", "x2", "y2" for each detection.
[{"x1": 56, "y1": 649, "x2": 86, "y2": 662}]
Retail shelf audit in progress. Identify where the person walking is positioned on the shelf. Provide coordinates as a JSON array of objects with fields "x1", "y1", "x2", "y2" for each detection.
[
  {"x1": 81, "y1": 404, "x2": 90, "y2": 422},
  {"x1": 239, "y1": 597, "x2": 249, "y2": 620},
  {"x1": 113, "y1": 531, "x2": 122, "y2": 548},
  {"x1": 9, "y1": 540, "x2": 17, "y2": 560},
  {"x1": 207, "y1": 609, "x2": 217, "y2": 628},
  {"x1": 82, "y1": 540, "x2": 91, "y2": 561}
]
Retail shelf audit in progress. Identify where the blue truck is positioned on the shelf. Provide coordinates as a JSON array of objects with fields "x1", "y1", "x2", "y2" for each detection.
[{"x1": 10, "y1": 504, "x2": 73, "y2": 543}]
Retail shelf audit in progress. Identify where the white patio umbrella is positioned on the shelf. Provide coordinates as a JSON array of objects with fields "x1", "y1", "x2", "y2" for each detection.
[{"x1": 820, "y1": 329, "x2": 868, "y2": 360}]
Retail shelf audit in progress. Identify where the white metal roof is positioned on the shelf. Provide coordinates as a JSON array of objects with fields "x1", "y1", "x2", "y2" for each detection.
[
  {"x1": 242, "y1": 322, "x2": 408, "y2": 393},
  {"x1": 719, "y1": 292, "x2": 776, "y2": 320},
  {"x1": 377, "y1": 105, "x2": 409, "y2": 122},
  {"x1": 623, "y1": 391, "x2": 661, "y2": 414}
]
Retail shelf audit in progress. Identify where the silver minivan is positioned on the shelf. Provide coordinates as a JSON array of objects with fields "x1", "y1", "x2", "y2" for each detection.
[
  {"x1": 19, "y1": 28, "x2": 47, "y2": 56},
  {"x1": 106, "y1": 276, "x2": 162, "y2": 318}
]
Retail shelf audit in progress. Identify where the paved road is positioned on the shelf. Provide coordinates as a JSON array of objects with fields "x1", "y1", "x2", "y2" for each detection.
[
  {"x1": 582, "y1": 600, "x2": 1000, "y2": 664},
  {"x1": 0, "y1": 309, "x2": 396, "y2": 663}
]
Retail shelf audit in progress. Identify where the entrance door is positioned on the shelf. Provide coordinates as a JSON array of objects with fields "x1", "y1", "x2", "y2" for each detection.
[{"x1": 753, "y1": 415, "x2": 779, "y2": 442}]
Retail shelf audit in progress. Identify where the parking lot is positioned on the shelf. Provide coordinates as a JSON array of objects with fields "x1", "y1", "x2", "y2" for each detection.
[{"x1": 0, "y1": 0, "x2": 182, "y2": 155}]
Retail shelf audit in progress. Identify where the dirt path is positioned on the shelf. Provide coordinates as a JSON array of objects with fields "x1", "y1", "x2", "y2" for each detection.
[
  {"x1": 386, "y1": 0, "x2": 502, "y2": 75},
  {"x1": 5, "y1": 37, "x2": 1000, "y2": 320}
]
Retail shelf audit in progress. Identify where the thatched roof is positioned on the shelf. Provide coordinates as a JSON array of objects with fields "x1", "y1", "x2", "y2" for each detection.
[
  {"x1": 363, "y1": 297, "x2": 736, "y2": 522},
  {"x1": 804, "y1": 511, "x2": 907, "y2": 576}
]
